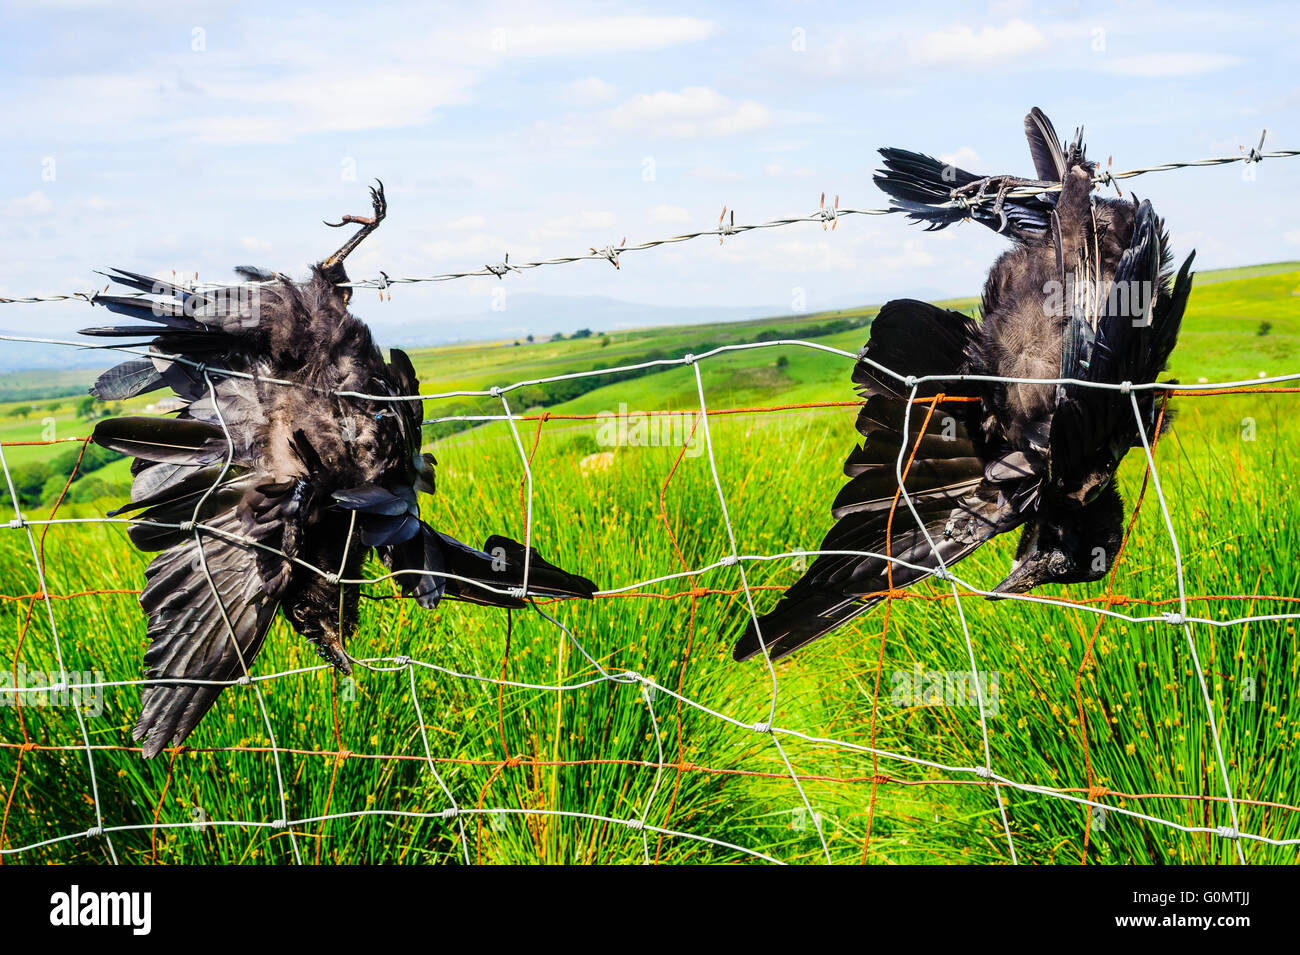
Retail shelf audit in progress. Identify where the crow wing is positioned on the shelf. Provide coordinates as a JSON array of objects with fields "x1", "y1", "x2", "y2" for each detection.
[
  {"x1": 733, "y1": 300, "x2": 1025, "y2": 661},
  {"x1": 132, "y1": 508, "x2": 281, "y2": 757},
  {"x1": 85, "y1": 269, "x2": 315, "y2": 754},
  {"x1": 1023, "y1": 107, "x2": 1067, "y2": 183}
]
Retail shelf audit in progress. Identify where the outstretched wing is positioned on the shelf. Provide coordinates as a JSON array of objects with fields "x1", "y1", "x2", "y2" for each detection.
[
  {"x1": 131, "y1": 507, "x2": 281, "y2": 757},
  {"x1": 874, "y1": 148, "x2": 1057, "y2": 239},
  {"x1": 84, "y1": 269, "x2": 316, "y2": 755},
  {"x1": 734, "y1": 300, "x2": 1025, "y2": 661},
  {"x1": 733, "y1": 473, "x2": 1014, "y2": 662}
]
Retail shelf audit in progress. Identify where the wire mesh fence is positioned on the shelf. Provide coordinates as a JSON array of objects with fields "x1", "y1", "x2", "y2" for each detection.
[
  {"x1": 1, "y1": 139, "x2": 1298, "y2": 863},
  {"x1": 2, "y1": 341, "x2": 1299, "y2": 863}
]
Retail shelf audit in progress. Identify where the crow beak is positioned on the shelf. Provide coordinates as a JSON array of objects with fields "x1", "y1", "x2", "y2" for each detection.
[{"x1": 988, "y1": 559, "x2": 1040, "y2": 600}]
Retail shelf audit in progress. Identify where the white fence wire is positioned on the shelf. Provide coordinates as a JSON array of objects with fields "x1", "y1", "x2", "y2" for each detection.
[
  {"x1": 2, "y1": 337, "x2": 1298, "y2": 862},
  {"x1": 0, "y1": 137, "x2": 1298, "y2": 862}
]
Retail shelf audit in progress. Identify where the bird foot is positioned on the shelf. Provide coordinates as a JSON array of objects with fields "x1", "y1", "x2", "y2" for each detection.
[
  {"x1": 322, "y1": 180, "x2": 387, "y2": 271},
  {"x1": 949, "y1": 174, "x2": 1051, "y2": 233},
  {"x1": 324, "y1": 181, "x2": 387, "y2": 230}
]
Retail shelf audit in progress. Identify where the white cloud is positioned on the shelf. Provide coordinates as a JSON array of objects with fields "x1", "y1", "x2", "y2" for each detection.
[
  {"x1": 445, "y1": 215, "x2": 489, "y2": 231},
  {"x1": 1282, "y1": 230, "x2": 1300, "y2": 246},
  {"x1": 606, "y1": 86, "x2": 772, "y2": 139},
  {"x1": 688, "y1": 165, "x2": 748, "y2": 183},
  {"x1": 719, "y1": 238, "x2": 860, "y2": 273},
  {"x1": 531, "y1": 210, "x2": 617, "y2": 241},
  {"x1": 419, "y1": 233, "x2": 543, "y2": 264},
  {"x1": 912, "y1": 19, "x2": 1046, "y2": 63},
  {"x1": 878, "y1": 238, "x2": 936, "y2": 271},
  {"x1": 4, "y1": 191, "x2": 53, "y2": 216},
  {"x1": 989, "y1": 0, "x2": 1032, "y2": 15},
  {"x1": 1096, "y1": 53, "x2": 1243, "y2": 77},
  {"x1": 763, "y1": 164, "x2": 816, "y2": 179},
  {"x1": 492, "y1": 17, "x2": 717, "y2": 56},
  {"x1": 939, "y1": 147, "x2": 982, "y2": 169},
  {"x1": 565, "y1": 77, "x2": 618, "y2": 106},
  {"x1": 647, "y1": 204, "x2": 692, "y2": 224},
  {"x1": 186, "y1": 68, "x2": 476, "y2": 143},
  {"x1": 240, "y1": 236, "x2": 272, "y2": 253}
]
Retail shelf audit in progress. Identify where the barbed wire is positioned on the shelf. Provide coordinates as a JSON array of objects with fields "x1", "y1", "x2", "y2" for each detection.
[{"x1": 0, "y1": 136, "x2": 1294, "y2": 305}]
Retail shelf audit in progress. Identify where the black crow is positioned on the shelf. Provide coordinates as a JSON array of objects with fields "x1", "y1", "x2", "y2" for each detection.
[
  {"x1": 734, "y1": 109, "x2": 1193, "y2": 662},
  {"x1": 81, "y1": 183, "x2": 597, "y2": 757}
]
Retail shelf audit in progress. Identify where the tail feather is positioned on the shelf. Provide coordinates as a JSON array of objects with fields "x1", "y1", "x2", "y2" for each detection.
[
  {"x1": 90, "y1": 358, "x2": 165, "y2": 401},
  {"x1": 1023, "y1": 107, "x2": 1066, "y2": 182},
  {"x1": 92, "y1": 416, "x2": 233, "y2": 466},
  {"x1": 733, "y1": 592, "x2": 876, "y2": 662}
]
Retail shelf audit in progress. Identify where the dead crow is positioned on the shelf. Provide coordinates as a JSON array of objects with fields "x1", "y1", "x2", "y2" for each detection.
[
  {"x1": 734, "y1": 109, "x2": 1193, "y2": 662},
  {"x1": 82, "y1": 182, "x2": 597, "y2": 757}
]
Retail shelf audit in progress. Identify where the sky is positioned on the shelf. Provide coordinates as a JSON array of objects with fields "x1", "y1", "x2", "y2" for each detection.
[{"x1": 1, "y1": 0, "x2": 1297, "y2": 341}]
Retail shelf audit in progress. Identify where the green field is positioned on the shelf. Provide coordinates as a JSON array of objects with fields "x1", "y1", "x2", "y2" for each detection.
[{"x1": 2, "y1": 263, "x2": 1298, "y2": 864}]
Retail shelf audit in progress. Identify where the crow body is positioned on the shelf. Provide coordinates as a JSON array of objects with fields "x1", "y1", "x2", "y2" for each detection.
[
  {"x1": 83, "y1": 184, "x2": 597, "y2": 757},
  {"x1": 734, "y1": 109, "x2": 1194, "y2": 662}
]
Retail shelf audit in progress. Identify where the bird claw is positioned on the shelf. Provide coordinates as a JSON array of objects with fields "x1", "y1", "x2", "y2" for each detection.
[
  {"x1": 324, "y1": 180, "x2": 387, "y2": 229},
  {"x1": 321, "y1": 180, "x2": 388, "y2": 274},
  {"x1": 949, "y1": 174, "x2": 1048, "y2": 231}
]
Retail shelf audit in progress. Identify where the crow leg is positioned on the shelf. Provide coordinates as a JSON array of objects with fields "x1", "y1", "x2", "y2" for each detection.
[
  {"x1": 1053, "y1": 166, "x2": 1096, "y2": 266},
  {"x1": 322, "y1": 180, "x2": 387, "y2": 270},
  {"x1": 949, "y1": 174, "x2": 1054, "y2": 232}
]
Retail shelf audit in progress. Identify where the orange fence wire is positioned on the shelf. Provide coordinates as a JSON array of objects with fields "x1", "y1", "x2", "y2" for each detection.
[{"x1": 2, "y1": 383, "x2": 1298, "y2": 864}]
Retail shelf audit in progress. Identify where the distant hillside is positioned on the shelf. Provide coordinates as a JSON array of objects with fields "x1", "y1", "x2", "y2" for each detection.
[
  {"x1": 0, "y1": 331, "x2": 115, "y2": 375},
  {"x1": 0, "y1": 365, "x2": 101, "y2": 403}
]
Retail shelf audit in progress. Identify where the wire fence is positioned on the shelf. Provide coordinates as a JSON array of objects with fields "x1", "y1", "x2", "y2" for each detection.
[
  {"x1": 2, "y1": 342, "x2": 1298, "y2": 863},
  {"x1": 1, "y1": 137, "x2": 1298, "y2": 863}
]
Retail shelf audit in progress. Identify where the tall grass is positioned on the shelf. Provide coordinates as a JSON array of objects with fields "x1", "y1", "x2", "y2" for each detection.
[
  {"x1": 3, "y1": 267, "x2": 1299, "y2": 864},
  {"x1": 2, "y1": 389, "x2": 1297, "y2": 864}
]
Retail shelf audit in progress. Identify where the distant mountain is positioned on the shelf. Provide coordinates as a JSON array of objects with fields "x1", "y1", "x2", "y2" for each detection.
[{"x1": 0, "y1": 330, "x2": 112, "y2": 374}]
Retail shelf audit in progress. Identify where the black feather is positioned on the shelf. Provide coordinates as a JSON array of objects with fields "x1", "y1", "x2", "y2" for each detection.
[
  {"x1": 90, "y1": 359, "x2": 164, "y2": 400},
  {"x1": 1024, "y1": 107, "x2": 1067, "y2": 182}
]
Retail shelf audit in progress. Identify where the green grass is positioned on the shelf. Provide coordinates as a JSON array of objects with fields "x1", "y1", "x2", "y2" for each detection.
[{"x1": 1, "y1": 266, "x2": 1298, "y2": 864}]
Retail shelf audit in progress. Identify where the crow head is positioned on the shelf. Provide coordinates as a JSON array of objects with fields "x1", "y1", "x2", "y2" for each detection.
[
  {"x1": 991, "y1": 483, "x2": 1123, "y2": 595},
  {"x1": 1058, "y1": 462, "x2": 1118, "y2": 509}
]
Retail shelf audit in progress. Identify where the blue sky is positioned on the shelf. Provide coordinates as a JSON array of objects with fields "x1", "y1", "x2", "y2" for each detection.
[{"x1": 1, "y1": 0, "x2": 1297, "y2": 339}]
